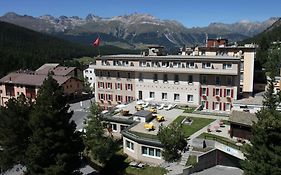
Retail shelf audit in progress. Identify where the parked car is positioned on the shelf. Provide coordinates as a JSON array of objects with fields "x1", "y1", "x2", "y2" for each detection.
[
  {"x1": 147, "y1": 107, "x2": 157, "y2": 113},
  {"x1": 156, "y1": 115, "x2": 165, "y2": 122},
  {"x1": 157, "y1": 103, "x2": 165, "y2": 110},
  {"x1": 164, "y1": 104, "x2": 173, "y2": 110}
]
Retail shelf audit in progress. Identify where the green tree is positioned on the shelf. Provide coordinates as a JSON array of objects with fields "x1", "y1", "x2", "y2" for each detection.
[
  {"x1": 158, "y1": 123, "x2": 187, "y2": 162},
  {"x1": 0, "y1": 95, "x2": 32, "y2": 171},
  {"x1": 242, "y1": 52, "x2": 281, "y2": 175},
  {"x1": 25, "y1": 75, "x2": 84, "y2": 175},
  {"x1": 84, "y1": 103, "x2": 117, "y2": 164}
]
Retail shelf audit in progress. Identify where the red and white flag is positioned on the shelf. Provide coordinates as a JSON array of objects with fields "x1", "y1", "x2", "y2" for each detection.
[{"x1": 92, "y1": 37, "x2": 101, "y2": 47}]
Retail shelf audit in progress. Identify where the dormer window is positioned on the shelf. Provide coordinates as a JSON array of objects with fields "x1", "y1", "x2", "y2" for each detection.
[{"x1": 202, "y1": 62, "x2": 211, "y2": 69}]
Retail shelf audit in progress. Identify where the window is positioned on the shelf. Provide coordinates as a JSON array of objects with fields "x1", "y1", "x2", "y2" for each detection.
[
  {"x1": 139, "y1": 91, "x2": 143, "y2": 100},
  {"x1": 107, "y1": 94, "x2": 113, "y2": 101},
  {"x1": 227, "y1": 76, "x2": 232, "y2": 86},
  {"x1": 162, "y1": 61, "x2": 169, "y2": 67},
  {"x1": 122, "y1": 60, "x2": 129, "y2": 66},
  {"x1": 121, "y1": 125, "x2": 127, "y2": 131},
  {"x1": 187, "y1": 95, "x2": 193, "y2": 102},
  {"x1": 201, "y1": 101, "x2": 207, "y2": 109},
  {"x1": 202, "y1": 87, "x2": 207, "y2": 96},
  {"x1": 215, "y1": 88, "x2": 220, "y2": 96},
  {"x1": 215, "y1": 76, "x2": 221, "y2": 85},
  {"x1": 174, "y1": 94, "x2": 180, "y2": 101},
  {"x1": 225, "y1": 103, "x2": 231, "y2": 111},
  {"x1": 90, "y1": 71, "x2": 92, "y2": 73},
  {"x1": 141, "y1": 146, "x2": 161, "y2": 158},
  {"x1": 139, "y1": 73, "x2": 143, "y2": 81},
  {"x1": 126, "y1": 140, "x2": 134, "y2": 151},
  {"x1": 127, "y1": 96, "x2": 134, "y2": 102},
  {"x1": 202, "y1": 62, "x2": 211, "y2": 69},
  {"x1": 100, "y1": 94, "x2": 105, "y2": 100},
  {"x1": 226, "y1": 89, "x2": 231, "y2": 97},
  {"x1": 102, "y1": 60, "x2": 107, "y2": 66},
  {"x1": 215, "y1": 102, "x2": 220, "y2": 111},
  {"x1": 163, "y1": 74, "x2": 168, "y2": 83},
  {"x1": 107, "y1": 83, "x2": 112, "y2": 89},
  {"x1": 117, "y1": 72, "x2": 120, "y2": 79},
  {"x1": 174, "y1": 74, "x2": 179, "y2": 84},
  {"x1": 127, "y1": 84, "x2": 133, "y2": 91},
  {"x1": 202, "y1": 75, "x2": 207, "y2": 84},
  {"x1": 162, "y1": 93, "x2": 167, "y2": 100},
  {"x1": 173, "y1": 62, "x2": 180, "y2": 68},
  {"x1": 153, "y1": 74, "x2": 158, "y2": 82},
  {"x1": 127, "y1": 73, "x2": 131, "y2": 79},
  {"x1": 186, "y1": 62, "x2": 195, "y2": 68},
  {"x1": 140, "y1": 61, "x2": 146, "y2": 67},
  {"x1": 223, "y1": 63, "x2": 232, "y2": 69},
  {"x1": 111, "y1": 124, "x2": 117, "y2": 132},
  {"x1": 240, "y1": 73, "x2": 244, "y2": 81},
  {"x1": 149, "y1": 92, "x2": 155, "y2": 98},
  {"x1": 85, "y1": 70, "x2": 88, "y2": 73},
  {"x1": 116, "y1": 95, "x2": 122, "y2": 102},
  {"x1": 116, "y1": 83, "x2": 122, "y2": 90},
  {"x1": 0, "y1": 90, "x2": 2, "y2": 94},
  {"x1": 188, "y1": 75, "x2": 193, "y2": 84}
]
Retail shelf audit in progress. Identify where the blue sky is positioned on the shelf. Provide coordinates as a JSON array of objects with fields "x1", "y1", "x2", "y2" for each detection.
[{"x1": 0, "y1": 0, "x2": 280, "y2": 27}]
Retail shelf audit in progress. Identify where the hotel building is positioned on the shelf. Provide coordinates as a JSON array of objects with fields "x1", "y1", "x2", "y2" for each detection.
[{"x1": 92, "y1": 46, "x2": 241, "y2": 112}]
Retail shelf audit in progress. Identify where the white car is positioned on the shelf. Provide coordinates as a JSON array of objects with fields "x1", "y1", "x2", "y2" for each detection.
[
  {"x1": 164, "y1": 104, "x2": 173, "y2": 110},
  {"x1": 157, "y1": 103, "x2": 165, "y2": 110}
]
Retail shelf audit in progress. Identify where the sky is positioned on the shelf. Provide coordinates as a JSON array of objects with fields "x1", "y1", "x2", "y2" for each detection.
[{"x1": 0, "y1": 0, "x2": 280, "y2": 27}]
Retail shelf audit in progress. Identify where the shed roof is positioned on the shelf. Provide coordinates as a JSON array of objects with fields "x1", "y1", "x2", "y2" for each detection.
[
  {"x1": 133, "y1": 110, "x2": 152, "y2": 118},
  {"x1": 229, "y1": 111, "x2": 258, "y2": 126}
]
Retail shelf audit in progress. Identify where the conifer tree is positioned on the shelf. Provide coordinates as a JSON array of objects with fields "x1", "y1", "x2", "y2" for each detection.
[
  {"x1": 84, "y1": 103, "x2": 117, "y2": 164},
  {"x1": 26, "y1": 75, "x2": 84, "y2": 175},
  {"x1": 242, "y1": 49, "x2": 281, "y2": 175},
  {"x1": 0, "y1": 95, "x2": 32, "y2": 171}
]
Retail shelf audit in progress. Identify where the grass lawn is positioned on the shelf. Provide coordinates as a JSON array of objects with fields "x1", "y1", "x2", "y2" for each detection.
[
  {"x1": 183, "y1": 107, "x2": 196, "y2": 113},
  {"x1": 173, "y1": 116, "x2": 215, "y2": 137},
  {"x1": 186, "y1": 155, "x2": 197, "y2": 166},
  {"x1": 198, "y1": 132, "x2": 245, "y2": 151},
  {"x1": 74, "y1": 56, "x2": 95, "y2": 65},
  {"x1": 126, "y1": 166, "x2": 168, "y2": 175}
]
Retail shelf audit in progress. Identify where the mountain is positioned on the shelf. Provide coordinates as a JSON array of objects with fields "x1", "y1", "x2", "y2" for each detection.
[
  {"x1": 0, "y1": 12, "x2": 279, "y2": 50},
  {"x1": 242, "y1": 18, "x2": 281, "y2": 67},
  {"x1": 0, "y1": 21, "x2": 137, "y2": 77}
]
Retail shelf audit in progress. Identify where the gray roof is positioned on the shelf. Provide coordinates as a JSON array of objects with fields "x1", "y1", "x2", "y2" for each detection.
[
  {"x1": 229, "y1": 111, "x2": 258, "y2": 126},
  {"x1": 233, "y1": 94, "x2": 264, "y2": 106},
  {"x1": 98, "y1": 54, "x2": 241, "y2": 61},
  {"x1": 133, "y1": 110, "x2": 152, "y2": 118},
  {"x1": 36, "y1": 64, "x2": 76, "y2": 76},
  {"x1": 0, "y1": 72, "x2": 76, "y2": 87}
]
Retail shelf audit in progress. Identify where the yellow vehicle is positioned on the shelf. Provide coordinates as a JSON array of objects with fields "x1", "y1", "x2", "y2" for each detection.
[
  {"x1": 147, "y1": 107, "x2": 157, "y2": 113},
  {"x1": 156, "y1": 115, "x2": 165, "y2": 122},
  {"x1": 144, "y1": 123, "x2": 155, "y2": 130},
  {"x1": 135, "y1": 105, "x2": 144, "y2": 111}
]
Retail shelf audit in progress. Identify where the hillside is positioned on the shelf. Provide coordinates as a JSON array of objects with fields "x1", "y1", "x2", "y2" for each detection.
[
  {"x1": 0, "y1": 21, "x2": 137, "y2": 77},
  {"x1": 243, "y1": 18, "x2": 281, "y2": 66},
  {"x1": 0, "y1": 12, "x2": 278, "y2": 50}
]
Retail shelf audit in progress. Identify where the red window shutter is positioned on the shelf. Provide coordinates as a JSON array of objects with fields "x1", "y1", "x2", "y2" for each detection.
[
  {"x1": 121, "y1": 83, "x2": 122, "y2": 90},
  {"x1": 200, "y1": 88, "x2": 202, "y2": 96},
  {"x1": 206, "y1": 88, "x2": 209, "y2": 96},
  {"x1": 219, "y1": 102, "x2": 222, "y2": 110},
  {"x1": 105, "y1": 94, "x2": 108, "y2": 100},
  {"x1": 220, "y1": 89, "x2": 222, "y2": 97},
  {"x1": 105, "y1": 83, "x2": 107, "y2": 89},
  {"x1": 131, "y1": 84, "x2": 133, "y2": 91},
  {"x1": 212, "y1": 102, "x2": 215, "y2": 110},
  {"x1": 231, "y1": 89, "x2": 234, "y2": 98},
  {"x1": 115, "y1": 83, "x2": 117, "y2": 89},
  {"x1": 115, "y1": 95, "x2": 117, "y2": 101},
  {"x1": 223, "y1": 103, "x2": 226, "y2": 111},
  {"x1": 213, "y1": 88, "x2": 215, "y2": 96},
  {"x1": 121, "y1": 96, "x2": 123, "y2": 102},
  {"x1": 110, "y1": 83, "x2": 112, "y2": 89},
  {"x1": 125, "y1": 96, "x2": 128, "y2": 102},
  {"x1": 98, "y1": 93, "x2": 101, "y2": 100},
  {"x1": 224, "y1": 89, "x2": 226, "y2": 97},
  {"x1": 206, "y1": 101, "x2": 209, "y2": 109},
  {"x1": 125, "y1": 84, "x2": 127, "y2": 90}
]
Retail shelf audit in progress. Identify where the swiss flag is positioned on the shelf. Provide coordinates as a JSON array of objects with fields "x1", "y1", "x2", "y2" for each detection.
[{"x1": 92, "y1": 37, "x2": 101, "y2": 47}]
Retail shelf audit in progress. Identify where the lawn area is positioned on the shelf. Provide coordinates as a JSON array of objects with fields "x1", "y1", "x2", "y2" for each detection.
[
  {"x1": 173, "y1": 116, "x2": 215, "y2": 137},
  {"x1": 126, "y1": 166, "x2": 168, "y2": 175},
  {"x1": 198, "y1": 132, "x2": 245, "y2": 151},
  {"x1": 129, "y1": 131, "x2": 159, "y2": 140},
  {"x1": 183, "y1": 107, "x2": 196, "y2": 113},
  {"x1": 186, "y1": 155, "x2": 197, "y2": 166},
  {"x1": 74, "y1": 56, "x2": 95, "y2": 65}
]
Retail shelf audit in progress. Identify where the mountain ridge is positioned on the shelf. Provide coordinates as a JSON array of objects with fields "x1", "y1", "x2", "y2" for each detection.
[{"x1": 0, "y1": 12, "x2": 279, "y2": 50}]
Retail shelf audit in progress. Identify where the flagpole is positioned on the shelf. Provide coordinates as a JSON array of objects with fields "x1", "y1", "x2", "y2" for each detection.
[{"x1": 97, "y1": 33, "x2": 101, "y2": 56}]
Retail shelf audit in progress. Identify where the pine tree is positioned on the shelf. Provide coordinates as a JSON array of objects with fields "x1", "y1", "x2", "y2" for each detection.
[
  {"x1": 242, "y1": 50, "x2": 281, "y2": 175},
  {"x1": 25, "y1": 75, "x2": 84, "y2": 175},
  {"x1": 158, "y1": 123, "x2": 187, "y2": 162},
  {"x1": 84, "y1": 103, "x2": 117, "y2": 165},
  {"x1": 0, "y1": 94, "x2": 32, "y2": 171}
]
